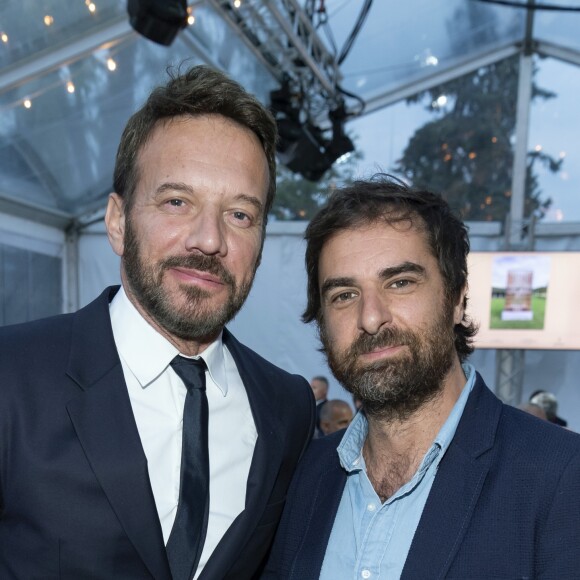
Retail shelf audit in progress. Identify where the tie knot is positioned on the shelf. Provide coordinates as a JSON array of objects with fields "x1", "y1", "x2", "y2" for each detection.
[{"x1": 170, "y1": 355, "x2": 207, "y2": 393}]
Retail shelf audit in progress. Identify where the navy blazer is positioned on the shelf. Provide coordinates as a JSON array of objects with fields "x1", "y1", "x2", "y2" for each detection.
[
  {"x1": 0, "y1": 286, "x2": 315, "y2": 579},
  {"x1": 264, "y1": 373, "x2": 580, "y2": 579}
]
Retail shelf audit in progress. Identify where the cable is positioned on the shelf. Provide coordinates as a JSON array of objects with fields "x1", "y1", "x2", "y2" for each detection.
[
  {"x1": 474, "y1": 0, "x2": 580, "y2": 11},
  {"x1": 337, "y1": 0, "x2": 374, "y2": 65}
]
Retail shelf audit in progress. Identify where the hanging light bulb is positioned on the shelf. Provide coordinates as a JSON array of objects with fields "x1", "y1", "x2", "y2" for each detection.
[
  {"x1": 44, "y1": 15, "x2": 54, "y2": 26},
  {"x1": 23, "y1": 99, "x2": 32, "y2": 109},
  {"x1": 106, "y1": 57, "x2": 117, "y2": 71},
  {"x1": 233, "y1": 0, "x2": 242, "y2": 7},
  {"x1": 187, "y1": 6, "x2": 195, "y2": 25},
  {"x1": 66, "y1": 81, "x2": 75, "y2": 93},
  {"x1": 88, "y1": 2, "x2": 96, "y2": 13},
  {"x1": 1, "y1": 32, "x2": 8, "y2": 43}
]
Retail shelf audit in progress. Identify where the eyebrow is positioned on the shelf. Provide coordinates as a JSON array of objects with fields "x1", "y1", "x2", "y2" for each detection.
[
  {"x1": 320, "y1": 262, "x2": 426, "y2": 298},
  {"x1": 154, "y1": 182, "x2": 194, "y2": 196},
  {"x1": 378, "y1": 262, "x2": 426, "y2": 280},
  {"x1": 235, "y1": 193, "x2": 264, "y2": 215}
]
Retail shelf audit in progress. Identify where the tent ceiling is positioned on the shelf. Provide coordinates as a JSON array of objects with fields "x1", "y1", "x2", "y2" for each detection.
[{"x1": 0, "y1": 0, "x2": 579, "y2": 216}]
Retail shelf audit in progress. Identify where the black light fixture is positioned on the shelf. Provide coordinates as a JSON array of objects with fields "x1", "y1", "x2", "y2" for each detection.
[
  {"x1": 127, "y1": 0, "x2": 188, "y2": 46},
  {"x1": 269, "y1": 83, "x2": 354, "y2": 182}
]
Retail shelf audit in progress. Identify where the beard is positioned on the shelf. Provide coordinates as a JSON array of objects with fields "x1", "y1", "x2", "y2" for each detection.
[
  {"x1": 320, "y1": 301, "x2": 457, "y2": 422},
  {"x1": 122, "y1": 215, "x2": 256, "y2": 343}
]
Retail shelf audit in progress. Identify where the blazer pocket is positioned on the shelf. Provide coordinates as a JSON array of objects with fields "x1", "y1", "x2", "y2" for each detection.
[{"x1": 256, "y1": 498, "x2": 286, "y2": 527}]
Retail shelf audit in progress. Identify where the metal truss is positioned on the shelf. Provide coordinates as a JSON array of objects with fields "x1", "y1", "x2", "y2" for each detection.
[{"x1": 205, "y1": 0, "x2": 342, "y2": 121}]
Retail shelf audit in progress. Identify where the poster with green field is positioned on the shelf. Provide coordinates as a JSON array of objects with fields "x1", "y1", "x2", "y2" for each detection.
[{"x1": 490, "y1": 255, "x2": 551, "y2": 330}]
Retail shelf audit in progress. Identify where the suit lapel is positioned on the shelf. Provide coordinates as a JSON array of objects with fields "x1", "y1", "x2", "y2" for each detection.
[
  {"x1": 293, "y1": 448, "x2": 347, "y2": 578},
  {"x1": 65, "y1": 287, "x2": 171, "y2": 580},
  {"x1": 200, "y1": 329, "x2": 286, "y2": 578},
  {"x1": 402, "y1": 375, "x2": 502, "y2": 579}
]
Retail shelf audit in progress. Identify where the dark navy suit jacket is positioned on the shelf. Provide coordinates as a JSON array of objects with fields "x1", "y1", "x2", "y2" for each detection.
[
  {"x1": 264, "y1": 373, "x2": 580, "y2": 579},
  {"x1": 0, "y1": 286, "x2": 315, "y2": 579}
]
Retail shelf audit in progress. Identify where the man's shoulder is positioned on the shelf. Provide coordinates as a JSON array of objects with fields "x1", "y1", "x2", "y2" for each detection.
[
  {"x1": 0, "y1": 310, "x2": 75, "y2": 349},
  {"x1": 500, "y1": 401, "x2": 580, "y2": 452},
  {"x1": 0, "y1": 288, "x2": 113, "y2": 365}
]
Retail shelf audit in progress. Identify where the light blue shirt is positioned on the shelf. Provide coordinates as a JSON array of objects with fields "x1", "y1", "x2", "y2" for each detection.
[{"x1": 320, "y1": 364, "x2": 476, "y2": 580}]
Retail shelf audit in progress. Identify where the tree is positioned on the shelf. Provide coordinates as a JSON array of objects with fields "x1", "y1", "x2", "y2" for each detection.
[{"x1": 394, "y1": 3, "x2": 561, "y2": 222}]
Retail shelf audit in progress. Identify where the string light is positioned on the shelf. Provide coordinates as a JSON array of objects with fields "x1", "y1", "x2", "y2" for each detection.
[
  {"x1": 44, "y1": 15, "x2": 54, "y2": 26},
  {"x1": 66, "y1": 81, "x2": 75, "y2": 93},
  {"x1": 1, "y1": 32, "x2": 8, "y2": 43},
  {"x1": 491, "y1": 136, "x2": 497, "y2": 143},
  {"x1": 23, "y1": 99, "x2": 32, "y2": 109},
  {"x1": 534, "y1": 144, "x2": 542, "y2": 152},
  {"x1": 106, "y1": 57, "x2": 117, "y2": 71},
  {"x1": 233, "y1": 0, "x2": 242, "y2": 7},
  {"x1": 87, "y1": 2, "x2": 96, "y2": 13},
  {"x1": 468, "y1": 151, "x2": 477, "y2": 159},
  {"x1": 187, "y1": 6, "x2": 195, "y2": 25}
]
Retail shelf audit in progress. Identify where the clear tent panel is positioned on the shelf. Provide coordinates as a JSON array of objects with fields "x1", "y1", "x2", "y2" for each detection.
[
  {"x1": 0, "y1": 1, "x2": 277, "y2": 215},
  {"x1": 322, "y1": 0, "x2": 525, "y2": 108},
  {"x1": 529, "y1": 56, "x2": 580, "y2": 222}
]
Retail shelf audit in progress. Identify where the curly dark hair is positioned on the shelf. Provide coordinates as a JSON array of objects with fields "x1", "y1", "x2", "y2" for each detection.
[
  {"x1": 303, "y1": 174, "x2": 478, "y2": 362},
  {"x1": 113, "y1": 64, "x2": 277, "y2": 227}
]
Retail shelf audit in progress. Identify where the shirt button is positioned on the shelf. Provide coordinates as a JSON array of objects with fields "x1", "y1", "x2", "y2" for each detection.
[
  {"x1": 367, "y1": 503, "x2": 376, "y2": 512},
  {"x1": 361, "y1": 570, "x2": 371, "y2": 579}
]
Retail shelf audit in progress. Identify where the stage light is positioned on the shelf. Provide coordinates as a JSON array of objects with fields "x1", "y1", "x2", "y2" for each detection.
[
  {"x1": 127, "y1": 0, "x2": 188, "y2": 46},
  {"x1": 269, "y1": 84, "x2": 354, "y2": 182}
]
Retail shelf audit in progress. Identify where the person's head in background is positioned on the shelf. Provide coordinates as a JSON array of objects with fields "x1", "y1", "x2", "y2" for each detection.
[
  {"x1": 529, "y1": 391, "x2": 559, "y2": 423},
  {"x1": 320, "y1": 400, "x2": 354, "y2": 436},
  {"x1": 518, "y1": 402, "x2": 547, "y2": 421},
  {"x1": 310, "y1": 375, "x2": 329, "y2": 403}
]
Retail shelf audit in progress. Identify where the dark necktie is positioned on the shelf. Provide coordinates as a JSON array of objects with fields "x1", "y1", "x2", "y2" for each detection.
[{"x1": 167, "y1": 355, "x2": 210, "y2": 580}]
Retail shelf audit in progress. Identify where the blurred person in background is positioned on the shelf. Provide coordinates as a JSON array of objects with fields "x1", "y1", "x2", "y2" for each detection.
[
  {"x1": 320, "y1": 400, "x2": 354, "y2": 436},
  {"x1": 530, "y1": 390, "x2": 568, "y2": 427}
]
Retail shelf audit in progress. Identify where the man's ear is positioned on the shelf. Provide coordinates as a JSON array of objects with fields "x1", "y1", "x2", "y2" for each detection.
[
  {"x1": 105, "y1": 193, "x2": 126, "y2": 257},
  {"x1": 453, "y1": 285, "x2": 467, "y2": 325}
]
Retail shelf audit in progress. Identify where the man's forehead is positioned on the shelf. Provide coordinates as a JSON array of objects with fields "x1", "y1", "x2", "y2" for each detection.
[{"x1": 320, "y1": 221, "x2": 431, "y2": 264}]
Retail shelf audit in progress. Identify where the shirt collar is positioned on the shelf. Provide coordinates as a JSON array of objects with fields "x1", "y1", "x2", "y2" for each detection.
[
  {"x1": 336, "y1": 362, "x2": 476, "y2": 474},
  {"x1": 109, "y1": 286, "x2": 229, "y2": 395}
]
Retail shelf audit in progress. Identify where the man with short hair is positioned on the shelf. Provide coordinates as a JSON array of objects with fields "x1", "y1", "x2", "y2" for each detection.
[
  {"x1": 319, "y1": 400, "x2": 354, "y2": 436},
  {"x1": 0, "y1": 65, "x2": 314, "y2": 580},
  {"x1": 310, "y1": 375, "x2": 329, "y2": 437},
  {"x1": 265, "y1": 175, "x2": 580, "y2": 579}
]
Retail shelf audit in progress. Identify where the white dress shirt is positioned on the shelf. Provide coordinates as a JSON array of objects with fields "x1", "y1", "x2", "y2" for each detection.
[{"x1": 109, "y1": 287, "x2": 257, "y2": 579}]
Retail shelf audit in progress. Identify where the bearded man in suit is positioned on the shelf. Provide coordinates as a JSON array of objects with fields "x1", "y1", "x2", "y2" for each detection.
[
  {"x1": 0, "y1": 65, "x2": 314, "y2": 580},
  {"x1": 264, "y1": 175, "x2": 580, "y2": 579}
]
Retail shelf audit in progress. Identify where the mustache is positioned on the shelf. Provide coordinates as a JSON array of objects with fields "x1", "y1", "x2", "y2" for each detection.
[
  {"x1": 159, "y1": 254, "x2": 235, "y2": 288},
  {"x1": 348, "y1": 326, "x2": 416, "y2": 358}
]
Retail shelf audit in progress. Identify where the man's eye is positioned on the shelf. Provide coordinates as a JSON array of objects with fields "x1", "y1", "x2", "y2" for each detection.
[
  {"x1": 390, "y1": 279, "x2": 413, "y2": 289},
  {"x1": 167, "y1": 199, "x2": 184, "y2": 207},
  {"x1": 233, "y1": 211, "x2": 250, "y2": 221},
  {"x1": 333, "y1": 291, "x2": 356, "y2": 303}
]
